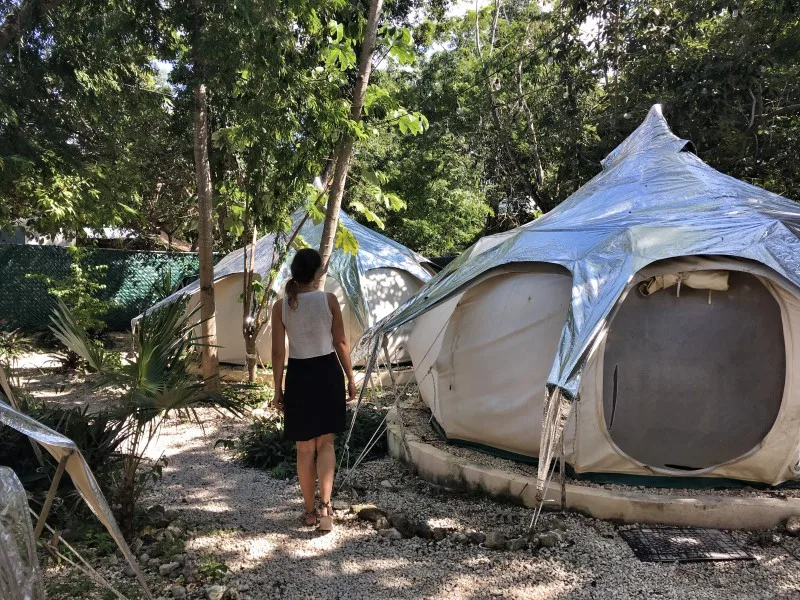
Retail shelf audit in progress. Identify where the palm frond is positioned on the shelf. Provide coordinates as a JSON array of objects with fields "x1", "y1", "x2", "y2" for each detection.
[{"x1": 49, "y1": 299, "x2": 114, "y2": 373}]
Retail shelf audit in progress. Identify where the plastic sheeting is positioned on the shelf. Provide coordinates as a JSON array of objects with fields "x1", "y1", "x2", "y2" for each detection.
[
  {"x1": 355, "y1": 104, "x2": 800, "y2": 494},
  {"x1": 0, "y1": 467, "x2": 43, "y2": 600},
  {"x1": 135, "y1": 211, "x2": 433, "y2": 333},
  {"x1": 0, "y1": 400, "x2": 152, "y2": 599}
]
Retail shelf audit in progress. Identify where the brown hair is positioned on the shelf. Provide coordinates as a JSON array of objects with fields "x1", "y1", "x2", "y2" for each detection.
[{"x1": 286, "y1": 248, "x2": 322, "y2": 310}]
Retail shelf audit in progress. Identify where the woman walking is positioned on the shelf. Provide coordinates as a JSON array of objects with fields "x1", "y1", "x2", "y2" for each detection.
[{"x1": 271, "y1": 248, "x2": 357, "y2": 531}]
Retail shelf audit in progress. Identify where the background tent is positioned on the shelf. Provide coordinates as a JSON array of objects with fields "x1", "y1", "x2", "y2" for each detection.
[
  {"x1": 357, "y1": 105, "x2": 800, "y2": 487},
  {"x1": 136, "y1": 212, "x2": 435, "y2": 366}
]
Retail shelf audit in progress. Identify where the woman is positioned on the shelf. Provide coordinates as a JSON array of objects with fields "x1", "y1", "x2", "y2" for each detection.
[{"x1": 271, "y1": 248, "x2": 357, "y2": 531}]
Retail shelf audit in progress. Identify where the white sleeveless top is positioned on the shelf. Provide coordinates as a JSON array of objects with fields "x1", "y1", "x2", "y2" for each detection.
[{"x1": 281, "y1": 290, "x2": 335, "y2": 359}]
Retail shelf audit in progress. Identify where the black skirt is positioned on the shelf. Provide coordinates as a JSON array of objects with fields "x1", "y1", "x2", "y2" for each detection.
[{"x1": 283, "y1": 352, "x2": 347, "y2": 442}]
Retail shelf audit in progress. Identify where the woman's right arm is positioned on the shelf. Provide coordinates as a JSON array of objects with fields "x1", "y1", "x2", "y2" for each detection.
[
  {"x1": 271, "y1": 300, "x2": 286, "y2": 411},
  {"x1": 328, "y1": 293, "x2": 357, "y2": 400}
]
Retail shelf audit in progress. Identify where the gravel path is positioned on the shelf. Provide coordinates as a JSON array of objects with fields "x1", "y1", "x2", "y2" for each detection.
[{"x1": 141, "y1": 409, "x2": 800, "y2": 600}]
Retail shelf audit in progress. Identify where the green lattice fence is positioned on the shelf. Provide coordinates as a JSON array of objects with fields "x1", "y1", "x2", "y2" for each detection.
[{"x1": 0, "y1": 245, "x2": 210, "y2": 331}]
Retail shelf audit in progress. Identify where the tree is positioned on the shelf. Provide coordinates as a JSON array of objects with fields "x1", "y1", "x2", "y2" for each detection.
[{"x1": 318, "y1": 0, "x2": 385, "y2": 281}]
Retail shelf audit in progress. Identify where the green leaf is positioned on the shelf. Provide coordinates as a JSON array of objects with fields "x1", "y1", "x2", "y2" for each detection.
[{"x1": 334, "y1": 223, "x2": 359, "y2": 255}]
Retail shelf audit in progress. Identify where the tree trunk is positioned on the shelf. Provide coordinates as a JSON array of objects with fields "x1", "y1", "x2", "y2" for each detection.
[
  {"x1": 317, "y1": 0, "x2": 384, "y2": 282},
  {"x1": 193, "y1": 82, "x2": 220, "y2": 390}
]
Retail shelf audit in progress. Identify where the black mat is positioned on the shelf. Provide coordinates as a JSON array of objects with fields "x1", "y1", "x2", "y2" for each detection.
[{"x1": 619, "y1": 527, "x2": 753, "y2": 562}]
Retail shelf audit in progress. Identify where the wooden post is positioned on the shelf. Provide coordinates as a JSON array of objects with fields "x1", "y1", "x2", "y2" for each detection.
[{"x1": 35, "y1": 453, "x2": 70, "y2": 539}]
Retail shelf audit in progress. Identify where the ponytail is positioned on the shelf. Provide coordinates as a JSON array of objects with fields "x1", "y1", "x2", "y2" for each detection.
[{"x1": 286, "y1": 278, "x2": 300, "y2": 310}]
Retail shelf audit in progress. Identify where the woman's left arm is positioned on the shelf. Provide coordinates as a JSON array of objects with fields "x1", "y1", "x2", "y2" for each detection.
[{"x1": 328, "y1": 293, "x2": 357, "y2": 401}]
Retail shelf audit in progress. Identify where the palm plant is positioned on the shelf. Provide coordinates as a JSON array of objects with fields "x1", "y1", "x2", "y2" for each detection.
[{"x1": 50, "y1": 297, "x2": 246, "y2": 537}]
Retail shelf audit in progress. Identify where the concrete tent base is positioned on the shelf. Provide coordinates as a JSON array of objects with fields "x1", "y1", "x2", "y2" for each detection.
[{"x1": 385, "y1": 408, "x2": 800, "y2": 531}]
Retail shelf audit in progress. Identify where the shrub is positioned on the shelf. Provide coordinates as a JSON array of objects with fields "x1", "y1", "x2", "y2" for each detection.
[{"x1": 235, "y1": 404, "x2": 388, "y2": 479}]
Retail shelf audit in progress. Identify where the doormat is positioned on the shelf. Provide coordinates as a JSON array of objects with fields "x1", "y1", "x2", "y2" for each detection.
[{"x1": 619, "y1": 527, "x2": 753, "y2": 562}]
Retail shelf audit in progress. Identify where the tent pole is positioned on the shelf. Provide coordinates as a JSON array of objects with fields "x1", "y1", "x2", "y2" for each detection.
[
  {"x1": 382, "y1": 346, "x2": 397, "y2": 393},
  {"x1": 35, "y1": 451, "x2": 71, "y2": 539},
  {"x1": 559, "y1": 434, "x2": 566, "y2": 513}
]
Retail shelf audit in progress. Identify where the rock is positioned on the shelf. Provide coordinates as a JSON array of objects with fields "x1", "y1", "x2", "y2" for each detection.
[
  {"x1": 105, "y1": 554, "x2": 119, "y2": 566},
  {"x1": 139, "y1": 553, "x2": 150, "y2": 563},
  {"x1": 373, "y1": 517, "x2": 391, "y2": 531},
  {"x1": 415, "y1": 522, "x2": 434, "y2": 539},
  {"x1": 131, "y1": 538, "x2": 145, "y2": 554},
  {"x1": 380, "y1": 480, "x2": 393, "y2": 489},
  {"x1": 148, "y1": 505, "x2": 171, "y2": 528},
  {"x1": 171, "y1": 554, "x2": 186, "y2": 566},
  {"x1": 163, "y1": 529, "x2": 175, "y2": 542},
  {"x1": 167, "y1": 525, "x2": 184, "y2": 538},
  {"x1": 148, "y1": 558, "x2": 161, "y2": 568},
  {"x1": 123, "y1": 565, "x2": 136, "y2": 577},
  {"x1": 238, "y1": 584, "x2": 251, "y2": 592},
  {"x1": 159, "y1": 562, "x2": 180, "y2": 576},
  {"x1": 433, "y1": 528, "x2": 447, "y2": 542},
  {"x1": 484, "y1": 531, "x2": 506, "y2": 550},
  {"x1": 452, "y1": 533, "x2": 469, "y2": 544},
  {"x1": 380, "y1": 528, "x2": 403, "y2": 541},
  {"x1": 354, "y1": 505, "x2": 387, "y2": 523},
  {"x1": 537, "y1": 532, "x2": 561, "y2": 548},
  {"x1": 550, "y1": 517, "x2": 569, "y2": 531},
  {"x1": 170, "y1": 585, "x2": 187, "y2": 599},
  {"x1": 467, "y1": 531, "x2": 486, "y2": 545},
  {"x1": 183, "y1": 563, "x2": 199, "y2": 583},
  {"x1": 507, "y1": 537, "x2": 528, "y2": 551},
  {"x1": 206, "y1": 585, "x2": 226, "y2": 600},
  {"x1": 786, "y1": 516, "x2": 800, "y2": 537},
  {"x1": 331, "y1": 499, "x2": 349, "y2": 511},
  {"x1": 388, "y1": 513, "x2": 417, "y2": 539}
]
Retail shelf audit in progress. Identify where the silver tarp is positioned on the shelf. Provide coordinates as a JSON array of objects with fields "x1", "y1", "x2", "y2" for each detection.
[
  {"x1": 138, "y1": 211, "x2": 433, "y2": 331},
  {"x1": 354, "y1": 104, "x2": 800, "y2": 496},
  {"x1": 0, "y1": 467, "x2": 43, "y2": 600},
  {"x1": 0, "y1": 399, "x2": 153, "y2": 599}
]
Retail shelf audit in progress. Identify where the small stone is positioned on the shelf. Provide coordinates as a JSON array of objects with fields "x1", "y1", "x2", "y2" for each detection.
[
  {"x1": 170, "y1": 585, "x2": 187, "y2": 599},
  {"x1": 156, "y1": 597, "x2": 168, "y2": 600},
  {"x1": 105, "y1": 554, "x2": 119, "y2": 566},
  {"x1": 507, "y1": 537, "x2": 528, "y2": 551},
  {"x1": 131, "y1": 538, "x2": 144, "y2": 554},
  {"x1": 148, "y1": 558, "x2": 160, "y2": 568},
  {"x1": 380, "y1": 528, "x2": 402, "y2": 541},
  {"x1": 331, "y1": 499, "x2": 349, "y2": 511},
  {"x1": 537, "y1": 532, "x2": 561, "y2": 548},
  {"x1": 206, "y1": 585, "x2": 226, "y2": 600},
  {"x1": 433, "y1": 528, "x2": 447, "y2": 542},
  {"x1": 380, "y1": 480, "x2": 393, "y2": 489},
  {"x1": 139, "y1": 553, "x2": 150, "y2": 563},
  {"x1": 550, "y1": 517, "x2": 569, "y2": 531},
  {"x1": 171, "y1": 554, "x2": 186, "y2": 566},
  {"x1": 354, "y1": 505, "x2": 387, "y2": 523},
  {"x1": 238, "y1": 584, "x2": 250, "y2": 592},
  {"x1": 123, "y1": 565, "x2": 136, "y2": 577},
  {"x1": 159, "y1": 562, "x2": 180, "y2": 576},
  {"x1": 484, "y1": 531, "x2": 506, "y2": 550},
  {"x1": 415, "y1": 522, "x2": 434, "y2": 539},
  {"x1": 786, "y1": 516, "x2": 800, "y2": 537},
  {"x1": 455, "y1": 532, "x2": 469, "y2": 544},
  {"x1": 167, "y1": 525, "x2": 184, "y2": 538},
  {"x1": 373, "y1": 517, "x2": 391, "y2": 531},
  {"x1": 468, "y1": 531, "x2": 486, "y2": 545},
  {"x1": 388, "y1": 513, "x2": 417, "y2": 538}
]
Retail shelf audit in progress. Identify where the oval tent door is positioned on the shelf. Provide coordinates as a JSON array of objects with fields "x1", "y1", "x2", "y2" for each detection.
[{"x1": 602, "y1": 271, "x2": 786, "y2": 471}]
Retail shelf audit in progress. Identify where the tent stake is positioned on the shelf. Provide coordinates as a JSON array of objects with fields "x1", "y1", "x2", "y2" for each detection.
[{"x1": 35, "y1": 452, "x2": 71, "y2": 539}]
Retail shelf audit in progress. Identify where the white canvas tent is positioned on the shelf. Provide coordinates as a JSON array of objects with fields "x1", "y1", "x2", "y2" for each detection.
[
  {"x1": 357, "y1": 105, "x2": 800, "y2": 487},
  {"x1": 135, "y1": 212, "x2": 435, "y2": 365}
]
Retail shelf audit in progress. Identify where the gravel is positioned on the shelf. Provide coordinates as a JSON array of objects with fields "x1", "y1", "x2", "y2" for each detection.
[{"x1": 130, "y1": 407, "x2": 800, "y2": 600}]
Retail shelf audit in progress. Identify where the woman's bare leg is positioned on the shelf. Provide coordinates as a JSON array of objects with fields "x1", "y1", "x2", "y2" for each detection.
[
  {"x1": 296, "y1": 440, "x2": 317, "y2": 520},
  {"x1": 315, "y1": 434, "x2": 335, "y2": 511}
]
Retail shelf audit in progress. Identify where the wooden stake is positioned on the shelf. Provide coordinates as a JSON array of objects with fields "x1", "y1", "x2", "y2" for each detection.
[{"x1": 35, "y1": 452, "x2": 70, "y2": 539}]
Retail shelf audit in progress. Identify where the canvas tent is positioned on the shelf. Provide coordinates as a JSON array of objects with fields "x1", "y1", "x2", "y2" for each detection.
[
  {"x1": 356, "y1": 105, "x2": 800, "y2": 487},
  {"x1": 136, "y1": 212, "x2": 435, "y2": 365}
]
